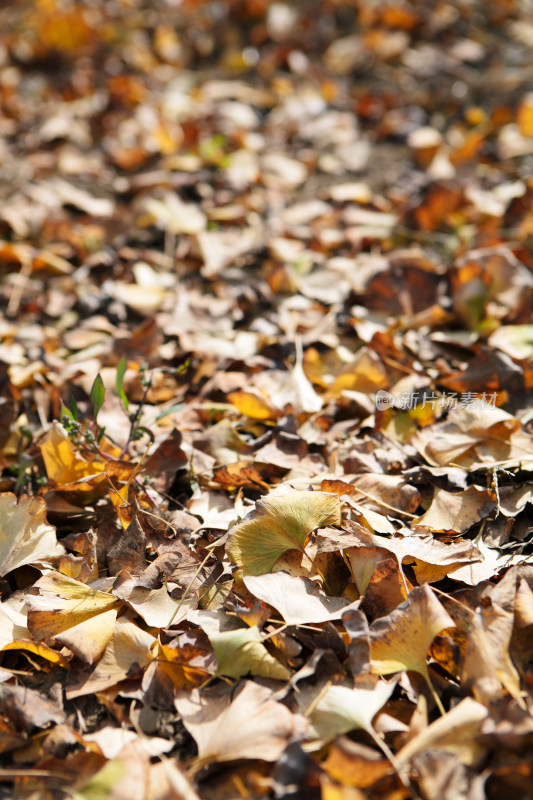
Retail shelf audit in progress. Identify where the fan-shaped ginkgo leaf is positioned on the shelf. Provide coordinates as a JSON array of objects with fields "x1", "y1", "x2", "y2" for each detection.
[
  {"x1": 26, "y1": 571, "x2": 120, "y2": 642},
  {"x1": 307, "y1": 679, "x2": 398, "y2": 742},
  {"x1": 370, "y1": 585, "x2": 455, "y2": 687},
  {"x1": 175, "y1": 681, "x2": 297, "y2": 763},
  {"x1": 244, "y1": 572, "x2": 359, "y2": 625},
  {"x1": 226, "y1": 491, "x2": 341, "y2": 576}
]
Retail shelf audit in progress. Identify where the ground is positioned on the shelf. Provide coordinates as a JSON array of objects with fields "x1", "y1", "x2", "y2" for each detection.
[{"x1": 1, "y1": 2, "x2": 533, "y2": 799}]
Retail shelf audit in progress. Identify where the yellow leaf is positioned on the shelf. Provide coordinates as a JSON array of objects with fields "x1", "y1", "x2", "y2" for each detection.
[
  {"x1": 226, "y1": 490, "x2": 342, "y2": 576},
  {"x1": 227, "y1": 390, "x2": 277, "y2": 420},
  {"x1": 1, "y1": 640, "x2": 70, "y2": 668},
  {"x1": 26, "y1": 571, "x2": 120, "y2": 641},
  {"x1": 370, "y1": 585, "x2": 455, "y2": 688},
  {"x1": 41, "y1": 421, "x2": 105, "y2": 485}
]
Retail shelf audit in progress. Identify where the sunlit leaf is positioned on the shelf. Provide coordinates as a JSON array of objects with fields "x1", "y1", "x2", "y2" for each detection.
[
  {"x1": 227, "y1": 491, "x2": 342, "y2": 576},
  {"x1": 370, "y1": 585, "x2": 455, "y2": 688},
  {"x1": 116, "y1": 355, "x2": 129, "y2": 412},
  {"x1": 0, "y1": 494, "x2": 63, "y2": 577},
  {"x1": 175, "y1": 681, "x2": 297, "y2": 763},
  {"x1": 307, "y1": 678, "x2": 397, "y2": 742}
]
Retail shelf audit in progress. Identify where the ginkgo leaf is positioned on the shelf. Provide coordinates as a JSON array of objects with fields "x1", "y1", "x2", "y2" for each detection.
[
  {"x1": 54, "y1": 607, "x2": 118, "y2": 664},
  {"x1": 244, "y1": 572, "x2": 360, "y2": 625},
  {"x1": 370, "y1": 585, "x2": 455, "y2": 689},
  {"x1": 26, "y1": 571, "x2": 120, "y2": 641},
  {"x1": 66, "y1": 616, "x2": 156, "y2": 699},
  {"x1": 147, "y1": 641, "x2": 210, "y2": 691},
  {"x1": 0, "y1": 494, "x2": 63, "y2": 577},
  {"x1": 189, "y1": 609, "x2": 291, "y2": 680},
  {"x1": 306, "y1": 679, "x2": 398, "y2": 742},
  {"x1": 175, "y1": 681, "x2": 297, "y2": 763},
  {"x1": 40, "y1": 421, "x2": 105, "y2": 486},
  {"x1": 211, "y1": 626, "x2": 291, "y2": 681},
  {"x1": 113, "y1": 579, "x2": 195, "y2": 628},
  {"x1": 227, "y1": 390, "x2": 277, "y2": 420},
  {"x1": 227, "y1": 490, "x2": 341, "y2": 576},
  {"x1": 396, "y1": 697, "x2": 488, "y2": 767},
  {"x1": 462, "y1": 572, "x2": 522, "y2": 704},
  {"x1": 0, "y1": 596, "x2": 70, "y2": 666}
]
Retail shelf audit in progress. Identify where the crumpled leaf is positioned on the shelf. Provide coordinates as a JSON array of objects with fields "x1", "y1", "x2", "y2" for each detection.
[
  {"x1": 0, "y1": 493, "x2": 63, "y2": 577},
  {"x1": 317, "y1": 524, "x2": 483, "y2": 588},
  {"x1": 227, "y1": 490, "x2": 341, "y2": 576},
  {"x1": 175, "y1": 681, "x2": 298, "y2": 763},
  {"x1": 244, "y1": 572, "x2": 360, "y2": 625},
  {"x1": 462, "y1": 571, "x2": 522, "y2": 704}
]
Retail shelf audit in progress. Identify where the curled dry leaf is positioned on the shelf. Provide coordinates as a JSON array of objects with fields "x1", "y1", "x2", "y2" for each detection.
[
  {"x1": 0, "y1": 493, "x2": 63, "y2": 577},
  {"x1": 413, "y1": 486, "x2": 497, "y2": 534},
  {"x1": 66, "y1": 616, "x2": 156, "y2": 699},
  {"x1": 396, "y1": 697, "x2": 488, "y2": 767}
]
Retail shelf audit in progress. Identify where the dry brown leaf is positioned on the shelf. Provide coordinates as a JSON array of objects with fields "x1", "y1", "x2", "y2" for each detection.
[
  {"x1": 370, "y1": 585, "x2": 455, "y2": 692},
  {"x1": 175, "y1": 681, "x2": 298, "y2": 763}
]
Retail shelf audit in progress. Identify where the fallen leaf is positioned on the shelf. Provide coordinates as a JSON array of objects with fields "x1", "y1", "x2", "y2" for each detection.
[
  {"x1": 369, "y1": 585, "x2": 455, "y2": 692},
  {"x1": 396, "y1": 697, "x2": 488, "y2": 767},
  {"x1": 244, "y1": 572, "x2": 360, "y2": 625},
  {"x1": 66, "y1": 616, "x2": 156, "y2": 699},
  {"x1": 0, "y1": 493, "x2": 63, "y2": 577},
  {"x1": 306, "y1": 678, "x2": 397, "y2": 743},
  {"x1": 175, "y1": 681, "x2": 298, "y2": 763},
  {"x1": 227, "y1": 490, "x2": 341, "y2": 576}
]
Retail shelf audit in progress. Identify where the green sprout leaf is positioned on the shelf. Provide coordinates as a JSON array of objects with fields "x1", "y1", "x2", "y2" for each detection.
[
  {"x1": 115, "y1": 356, "x2": 129, "y2": 413},
  {"x1": 90, "y1": 373, "x2": 106, "y2": 421},
  {"x1": 69, "y1": 397, "x2": 79, "y2": 421}
]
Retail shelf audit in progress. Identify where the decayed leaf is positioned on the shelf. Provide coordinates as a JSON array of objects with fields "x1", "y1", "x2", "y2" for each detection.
[
  {"x1": 145, "y1": 641, "x2": 210, "y2": 692},
  {"x1": 106, "y1": 516, "x2": 147, "y2": 577},
  {"x1": 318, "y1": 524, "x2": 482, "y2": 587},
  {"x1": 306, "y1": 678, "x2": 397, "y2": 743},
  {"x1": 226, "y1": 490, "x2": 341, "y2": 575},
  {"x1": 370, "y1": 585, "x2": 455, "y2": 688},
  {"x1": 175, "y1": 681, "x2": 298, "y2": 763},
  {"x1": 0, "y1": 493, "x2": 63, "y2": 577},
  {"x1": 244, "y1": 572, "x2": 360, "y2": 625}
]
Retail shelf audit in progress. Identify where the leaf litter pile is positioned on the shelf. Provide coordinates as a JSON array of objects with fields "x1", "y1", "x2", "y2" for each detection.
[{"x1": 2, "y1": 1, "x2": 533, "y2": 798}]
